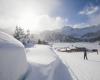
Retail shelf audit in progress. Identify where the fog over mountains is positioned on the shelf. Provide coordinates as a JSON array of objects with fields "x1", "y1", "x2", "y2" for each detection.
[
  {"x1": 0, "y1": 24, "x2": 100, "y2": 42},
  {"x1": 39, "y1": 24, "x2": 100, "y2": 42}
]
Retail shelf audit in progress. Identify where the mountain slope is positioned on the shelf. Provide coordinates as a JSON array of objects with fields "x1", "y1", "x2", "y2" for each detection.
[{"x1": 39, "y1": 24, "x2": 100, "y2": 42}]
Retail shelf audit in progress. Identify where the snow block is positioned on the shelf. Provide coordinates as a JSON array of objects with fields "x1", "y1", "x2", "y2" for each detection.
[{"x1": 0, "y1": 31, "x2": 28, "y2": 80}]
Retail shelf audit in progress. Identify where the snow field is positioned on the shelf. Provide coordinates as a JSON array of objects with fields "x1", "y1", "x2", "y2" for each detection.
[
  {"x1": 53, "y1": 42, "x2": 100, "y2": 80},
  {"x1": 1, "y1": 31, "x2": 100, "y2": 80}
]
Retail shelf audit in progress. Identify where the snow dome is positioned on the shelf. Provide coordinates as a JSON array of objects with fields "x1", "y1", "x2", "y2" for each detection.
[{"x1": 0, "y1": 31, "x2": 28, "y2": 80}]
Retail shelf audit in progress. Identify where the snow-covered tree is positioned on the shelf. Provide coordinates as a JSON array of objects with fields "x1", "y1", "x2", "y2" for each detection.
[
  {"x1": 13, "y1": 26, "x2": 35, "y2": 47},
  {"x1": 13, "y1": 26, "x2": 25, "y2": 44}
]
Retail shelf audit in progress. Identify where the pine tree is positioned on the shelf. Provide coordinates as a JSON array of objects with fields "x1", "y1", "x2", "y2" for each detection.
[{"x1": 13, "y1": 26, "x2": 25, "y2": 43}]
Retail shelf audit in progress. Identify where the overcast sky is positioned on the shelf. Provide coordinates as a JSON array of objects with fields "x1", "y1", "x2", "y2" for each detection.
[{"x1": 0, "y1": 0, "x2": 100, "y2": 33}]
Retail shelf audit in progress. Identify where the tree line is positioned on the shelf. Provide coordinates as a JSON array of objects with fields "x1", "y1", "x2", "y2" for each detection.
[
  {"x1": 13, "y1": 26, "x2": 48, "y2": 47},
  {"x1": 13, "y1": 26, "x2": 35, "y2": 46}
]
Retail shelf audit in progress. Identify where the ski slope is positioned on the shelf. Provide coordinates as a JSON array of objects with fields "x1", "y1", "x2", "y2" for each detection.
[{"x1": 53, "y1": 43, "x2": 100, "y2": 80}]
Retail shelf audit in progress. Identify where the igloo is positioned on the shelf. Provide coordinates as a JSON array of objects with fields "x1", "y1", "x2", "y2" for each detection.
[{"x1": 0, "y1": 31, "x2": 28, "y2": 80}]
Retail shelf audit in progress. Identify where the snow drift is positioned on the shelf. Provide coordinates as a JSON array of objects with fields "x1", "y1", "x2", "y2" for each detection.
[
  {"x1": 25, "y1": 45, "x2": 72, "y2": 80},
  {"x1": 0, "y1": 31, "x2": 28, "y2": 80}
]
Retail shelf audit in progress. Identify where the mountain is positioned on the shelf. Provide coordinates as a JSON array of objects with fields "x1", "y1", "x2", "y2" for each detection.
[
  {"x1": 81, "y1": 30, "x2": 100, "y2": 41},
  {"x1": 39, "y1": 24, "x2": 100, "y2": 42},
  {"x1": 61, "y1": 25, "x2": 100, "y2": 38},
  {"x1": 1, "y1": 24, "x2": 100, "y2": 42}
]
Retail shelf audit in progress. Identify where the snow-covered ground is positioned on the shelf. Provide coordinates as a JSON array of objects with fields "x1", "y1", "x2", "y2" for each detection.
[
  {"x1": 0, "y1": 31, "x2": 28, "y2": 80},
  {"x1": 1, "y1": 31, "x2": 100, "y2": 80},
  {"x1": 25, "y1": 45, "x2": 72, "y2": 80},
  {"x1": 53, "y1": 42, "x2": 100, "y2": 80},
  {"x1": 0, "y1": 31, "x2": 73, "y2": 80}
]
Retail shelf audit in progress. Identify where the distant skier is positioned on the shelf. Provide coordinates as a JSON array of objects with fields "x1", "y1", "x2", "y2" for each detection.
[{"x1": 84, "y1": 49, "x2": 88, "y2": 60}]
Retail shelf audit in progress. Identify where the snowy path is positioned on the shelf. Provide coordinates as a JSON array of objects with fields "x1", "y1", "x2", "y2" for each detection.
[
  {"x1": 25, "y1": 45, "x2": 73, "y2": 80},
  {"x1": 54, "y1": 43, "x2": 100, "y2": 80}
]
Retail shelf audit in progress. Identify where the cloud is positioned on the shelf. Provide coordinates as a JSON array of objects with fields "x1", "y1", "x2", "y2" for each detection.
[
  {"x1": 0, "y1": 0, "x2": 60, "y2": 15},
  {"x1": 0, "y1": 0, "x2": 61, "y2": 33},
  {"x1": 32, "y1": 15, "x2": 66, "y2": 32},
  {"x1": 79, "y1": 5, "x2": 100, "y2": 26},
  {"x1": 79, "y1": 6, "x2": 99, "y2": 15},
  {"x1": 73, "y1": 23, "x2": 90, "y2": 28}
]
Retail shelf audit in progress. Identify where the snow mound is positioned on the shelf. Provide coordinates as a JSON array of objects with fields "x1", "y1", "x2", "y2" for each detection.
[
  {"x1": 26, "y1": 45, "x2": 56, "y2": 64},
  {"x1": 25, "y1": 45, "x2": 72, "y2": 80},
  {"x1": 0, "y1": 31, "x2": 28, "y2": 80},
  {"x1": 0, "y1": 31, "x2": 24, "y2": 48}
]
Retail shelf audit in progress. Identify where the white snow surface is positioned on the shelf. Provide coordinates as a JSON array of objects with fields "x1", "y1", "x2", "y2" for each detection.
[
  {"x1": 25, "y1": 45, "x2": 73, "y2": 80},
  {"x1": 26, "y1": 45, "x2": 56, "y2": 64},
  {"x1": 0, "y1": 31, "x2": 28, "y2": 80},
  {"x1": 0, "y1": 31, "x2": 73, "y2": 80},
  {"x1": 53, "y1": 42, "x2": 100, "y2": 80},
  {"x1": 1, "y1": 31, "x2": 100, "y2": 80},
  {"x1": 0, "y1": 31, "x2": 24, "y2": 48}
]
